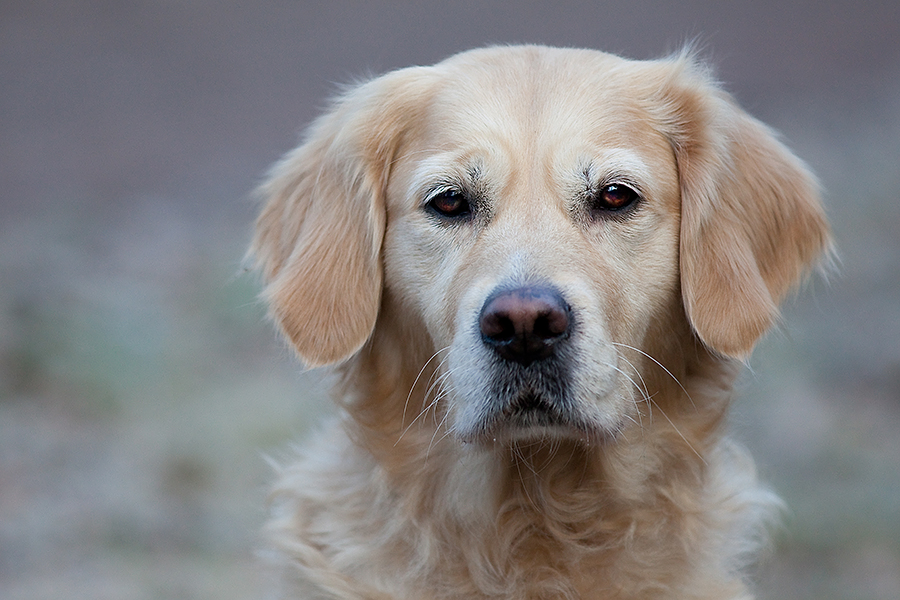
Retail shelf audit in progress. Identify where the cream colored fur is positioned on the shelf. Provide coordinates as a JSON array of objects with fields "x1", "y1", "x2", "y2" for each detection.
[{"x1": 251, "y1": 45, "x2": 831, "y2": 600}]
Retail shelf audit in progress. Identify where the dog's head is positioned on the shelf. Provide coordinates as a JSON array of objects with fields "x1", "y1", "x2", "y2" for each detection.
[{"x1": 252, "y1": 46, "x2": 830, "y2": 446}]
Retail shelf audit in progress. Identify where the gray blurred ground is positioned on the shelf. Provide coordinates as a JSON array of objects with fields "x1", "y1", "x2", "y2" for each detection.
[{"x1": 1, "y1": 1, "x2": 899, "y2": 599}]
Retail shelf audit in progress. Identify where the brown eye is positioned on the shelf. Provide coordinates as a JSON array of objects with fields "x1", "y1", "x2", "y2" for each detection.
[
  {"x1": 591, "y1": 183, "x2": 640, "y2": 213},
  {"x1": 427, "y1": 190, "x2": 472, "y2": 219}
]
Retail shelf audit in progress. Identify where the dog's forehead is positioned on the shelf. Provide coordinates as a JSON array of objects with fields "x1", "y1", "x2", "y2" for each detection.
[
  {"x1": 411, "y1": 49, "x2": 672, "y2": 175},
  {"x1": 434, "y1": 50, "x2": 647, "y2": 128}
]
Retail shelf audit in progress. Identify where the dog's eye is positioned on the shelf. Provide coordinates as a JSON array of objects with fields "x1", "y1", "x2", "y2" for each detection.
[
  {"x1": 427, "y1": 190, "x2": 472, "y2": 219},
  {"x1": 590, "y1": 184, "x2": 640, "y2": 214}
]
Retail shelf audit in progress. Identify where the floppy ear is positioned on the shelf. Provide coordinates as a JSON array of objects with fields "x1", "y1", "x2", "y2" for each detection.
[
  {"x1": 655, "y1": 58, "x2": 831, "y2": 358},
  {"x1": 251, "y1": 68, "x2": 434, "y2": 367}
]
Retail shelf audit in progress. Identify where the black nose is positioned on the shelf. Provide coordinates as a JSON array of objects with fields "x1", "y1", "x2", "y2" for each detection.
[{"x1": 479, "y1": 286, "x2": 571, "y2": 366}]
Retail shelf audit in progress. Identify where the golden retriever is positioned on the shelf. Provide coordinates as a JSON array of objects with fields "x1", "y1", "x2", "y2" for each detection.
[{"x1": 250, "y1": 45, "x2": 831, "y2": 600}]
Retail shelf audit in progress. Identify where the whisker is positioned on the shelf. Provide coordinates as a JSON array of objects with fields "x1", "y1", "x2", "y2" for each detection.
[
  {"x1": 605, "y1": 359, "x2": 651, "y2": 429},
  {"x1": 608, "y1": 341, "x2": 697, "y2": 411},
  {"x1": 395, "y1": 350, "x2": 458, "y2": 446},
  {"x1": 424, "y1": 367, "x2": 460, "y2": 428},
  {"x1": 396, "y1": 376, "x2": 448, "y2": 445},
  {"x1": 611, "y1": 354, "x2": 652, "y2": 419},
  {"x1": 614, "y1": 353, "x2": 651, "y2": 401},
  {"x1": 401, "y1": 346, "x2": 451, "y2": 428},
  {"x1": 644, "y1": 395, "x2": 707, "y2": 466},
  {"x1": 425, "y1": 402, "x2": 454, "y2": 462}
]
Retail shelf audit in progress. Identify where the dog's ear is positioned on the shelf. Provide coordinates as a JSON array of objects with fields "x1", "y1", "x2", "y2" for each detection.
[
  {"x1": 653, "y1": 57, "x2": 831, "y2": 358},
  {"x1": 251, "y1": 69, "x2": 434, "y2": 367}
]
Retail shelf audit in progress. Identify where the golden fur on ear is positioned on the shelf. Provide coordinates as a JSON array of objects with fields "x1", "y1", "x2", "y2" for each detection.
[
  {"x1": 652, "y1": 57, "x2": 832, "y2": 358},
  {"x1": 251, "y1": 69, "x2": 434, "y2": 366}
]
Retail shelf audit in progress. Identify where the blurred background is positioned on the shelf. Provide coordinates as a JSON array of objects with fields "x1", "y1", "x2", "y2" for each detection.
[{"x1": 1, "y1": 1, "x2": 898, "y2": 599}]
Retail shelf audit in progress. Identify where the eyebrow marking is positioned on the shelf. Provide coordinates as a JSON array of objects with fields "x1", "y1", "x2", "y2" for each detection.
[
  {"x1": 579, "y1": 149, "x2": 651, "y2": 192},
  {"x1": 411, "y1": 155, "x2": 488, "y2": 205}
]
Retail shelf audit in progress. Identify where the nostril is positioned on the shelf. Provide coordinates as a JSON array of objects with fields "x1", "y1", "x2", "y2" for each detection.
[
  {"x1": 533, "y1": 306, "x2": 569, "y2": 340},
  {"x1": 479, "y1": 286, "x2": 571, "y2": 365},
  {"x1": 480, "y1": 312, "x2": 516, "y2": 342}
]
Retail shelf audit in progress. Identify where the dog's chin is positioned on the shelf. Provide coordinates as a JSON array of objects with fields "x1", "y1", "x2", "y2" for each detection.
[{"x1": 455, "y1": 392, "x2": 625, "y2": 448}]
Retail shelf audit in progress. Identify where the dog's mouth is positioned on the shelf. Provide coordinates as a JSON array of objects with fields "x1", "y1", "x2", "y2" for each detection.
[
  {"x1": 501, "y1": 391, "x2": 565, "y2": 427},
  {"x1": 470, "y1": 387, "x2": 606, "y2": 445}
]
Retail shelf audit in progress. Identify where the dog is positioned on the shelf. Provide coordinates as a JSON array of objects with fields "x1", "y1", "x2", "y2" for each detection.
[{"x1": 250, "y1": 45, "x2": 831, "y2": 600}]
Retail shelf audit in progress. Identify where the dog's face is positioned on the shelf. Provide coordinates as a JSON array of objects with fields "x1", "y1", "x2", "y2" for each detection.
[
  {"x1": 253, "y1": 46, "x2": 829, "y2": 447},
  {"x1": 382, "y1": 54, "x2": 684, "y2": 443}
]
